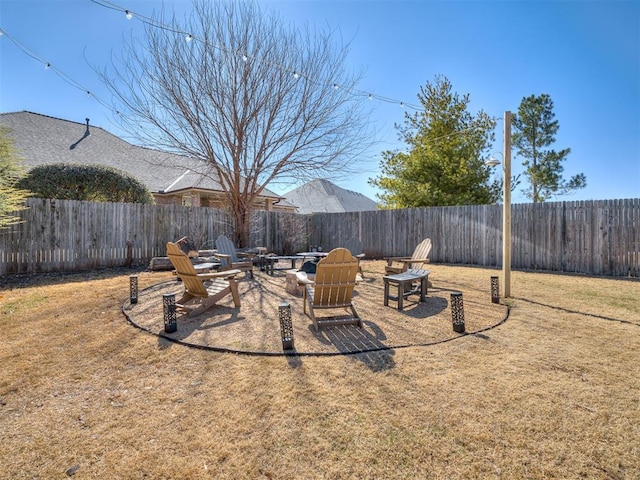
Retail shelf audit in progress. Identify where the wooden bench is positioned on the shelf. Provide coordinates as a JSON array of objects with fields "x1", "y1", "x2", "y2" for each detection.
[{"x1": 383, "y1": 268, "x2": 431, "y2": 310}]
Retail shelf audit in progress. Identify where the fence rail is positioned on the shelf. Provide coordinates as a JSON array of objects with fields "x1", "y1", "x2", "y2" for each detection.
[{"x1": 1, "y1": 197, "x2": 638, "y2": 277}]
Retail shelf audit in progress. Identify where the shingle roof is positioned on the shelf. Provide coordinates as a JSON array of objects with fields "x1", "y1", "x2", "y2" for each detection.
[
  {"x1": 283, "y1": 179, "x2": 378, "y2": 214},
  {"x1": 0, "y1": 111, "x2": 285, "y2": 201}
]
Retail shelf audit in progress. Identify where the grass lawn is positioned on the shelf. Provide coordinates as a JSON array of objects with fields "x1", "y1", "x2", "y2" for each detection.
[{"x1": 1, "y1": 261, "x2": 638, "y2": 479}]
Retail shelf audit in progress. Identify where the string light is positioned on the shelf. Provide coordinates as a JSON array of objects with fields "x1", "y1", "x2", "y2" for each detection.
[
  {"x1": 88, "y1": 0, "x2": 423, "y2": 110},
  {"x1": 3, "y1": 1, "x2": 425, "y2": 114},
  {"x1": 3, "y1": 9, "x2": 496, "y2": 162},
  {"x1": 0, "y1": 26, "x2": 116, "y2": 114}
]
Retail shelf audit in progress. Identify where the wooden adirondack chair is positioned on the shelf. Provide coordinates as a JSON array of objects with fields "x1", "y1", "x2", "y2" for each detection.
[
  {"x1": 214, "y1": 234, "x2": 254, "y2": 278},
  {"x1": 385, "y1": 238, "x2": 432, "y2": 275},
  {"x1": 166, "y1": 242, "x2": 241, "y2": 318},
  {"x1": 296, "y1": 248, "x2": 362, "y2": 332},
  {"x1": 344, "y1": 236, "x2": 365, "y2": 279}
]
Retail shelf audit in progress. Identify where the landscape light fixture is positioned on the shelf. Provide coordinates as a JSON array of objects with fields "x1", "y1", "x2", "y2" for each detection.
[
  {"x1": 450, "y1": 292, "x2": 465, "y2": 333},
  {"x1": 485, "y1": 153, "x2": 502, "y2": 167},
  {"x1": 163, "y1": 294, "x2": 177, "y2": 333},
  {"x1": 278, "y1": 302, "x2": 295, "y2": 351},
  {"x1": 490, "y1": 276, "x2": 500, "y2": 303},
  {"x1": 129, "y1": 275, "x2": 138, "y2": 304}
]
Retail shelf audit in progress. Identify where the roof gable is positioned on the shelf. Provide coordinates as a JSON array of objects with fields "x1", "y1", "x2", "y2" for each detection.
[{"x1": 284, "y1": 179, "x2": 378, "y2": 214}]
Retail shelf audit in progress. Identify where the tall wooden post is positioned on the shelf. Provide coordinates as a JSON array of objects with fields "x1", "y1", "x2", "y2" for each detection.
[{"x1": 503, "y1": 111, "x2": 512, "y2": 298}]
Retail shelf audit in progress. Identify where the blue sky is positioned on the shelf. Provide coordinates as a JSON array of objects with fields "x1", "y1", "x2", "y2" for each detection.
[{"x1": 1, "y1": 0, "x2": 638, "y2": 204}]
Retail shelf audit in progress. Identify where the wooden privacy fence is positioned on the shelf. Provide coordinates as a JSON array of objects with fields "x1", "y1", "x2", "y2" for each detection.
[
  {"x1": 0, "y1": 199, "x2": 310, "y2": 276},
  {"x1": 309, "y1": 199, "x2": 639, "y2": 277},
  {"x1": 1, "y1": 197, "x2": 638, "y2": 277},
  {"x1": 0, "y1": 199, "x2": 233, "y2": 275}
]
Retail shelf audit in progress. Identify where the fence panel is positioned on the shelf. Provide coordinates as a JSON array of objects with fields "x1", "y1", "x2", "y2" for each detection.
[{"x1": 1, "y1": 198, "x2": 638, "y2": 277}]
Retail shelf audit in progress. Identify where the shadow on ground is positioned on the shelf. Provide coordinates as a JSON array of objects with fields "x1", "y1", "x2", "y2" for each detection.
[{"x1": 123, "y1": 270, "x2": 509, "y2": 360}]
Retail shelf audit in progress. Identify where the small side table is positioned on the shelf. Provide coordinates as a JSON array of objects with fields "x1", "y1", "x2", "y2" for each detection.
[
  {"x1": 257, "y1": 255, "x2": 277, "y2": 274},
  {"x1": 258, "y1": 256, "x2": 305, "y2": 275},
  {"x1": 383, "y1": 269, "x2": 430, "y2": 310}
]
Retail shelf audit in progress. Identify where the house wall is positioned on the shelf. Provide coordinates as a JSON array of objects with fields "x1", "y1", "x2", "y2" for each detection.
[{"x1": 152, "y1": 191, "x2": 293, "y2": 212}]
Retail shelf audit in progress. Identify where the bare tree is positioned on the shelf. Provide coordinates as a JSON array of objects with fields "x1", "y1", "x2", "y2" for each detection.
[{"x1": 101, "y1": 0, "x2": 373, "y2": 246}]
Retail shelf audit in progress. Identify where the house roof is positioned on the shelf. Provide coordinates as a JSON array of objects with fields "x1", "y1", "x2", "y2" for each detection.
[
  {"x1": 283, "y1": 179, "x2": 378, "y2": 214},
  {"x1": 0, "y1": 111, "x2": 287, "y2": 203}
]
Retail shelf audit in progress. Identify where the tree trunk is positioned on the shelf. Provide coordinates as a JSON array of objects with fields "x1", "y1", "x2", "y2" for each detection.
[{"x1": 232, "y1": 202, "x2": 251, "y2": 248}]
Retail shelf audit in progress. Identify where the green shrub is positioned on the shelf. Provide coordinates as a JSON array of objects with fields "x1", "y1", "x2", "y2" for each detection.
[{"x1": 17, "y1": 163, "x2": 154, "y2": 204}]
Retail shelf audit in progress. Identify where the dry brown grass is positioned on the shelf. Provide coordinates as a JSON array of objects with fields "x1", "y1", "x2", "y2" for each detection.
[{"x1": 1, "y1": 261, "x2": 638, "y2": 479}]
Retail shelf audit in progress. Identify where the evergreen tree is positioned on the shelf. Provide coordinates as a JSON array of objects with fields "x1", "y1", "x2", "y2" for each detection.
[
  {"x1": 370, "y1": 75, "x2": 499, "y2": 207},
  {"x1": 512, "y1": 94, "x2": 586, "y2": 202},
  {"x1": 0, "y1": 126, "x2": 30, "y2": 229}
]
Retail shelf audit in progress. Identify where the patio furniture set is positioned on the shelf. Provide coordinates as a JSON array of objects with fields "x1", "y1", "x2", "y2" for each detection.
[{"x1": 165, "y1": 235, "x2": 432, "y2": 332}]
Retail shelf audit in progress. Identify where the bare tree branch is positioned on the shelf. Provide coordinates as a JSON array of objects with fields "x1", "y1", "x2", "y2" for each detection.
[{"x1": 99, "y1": 0, "x2": 374, "y2": 244}]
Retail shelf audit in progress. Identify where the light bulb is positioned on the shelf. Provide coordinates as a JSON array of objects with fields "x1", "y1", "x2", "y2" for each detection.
[
  {"x1": 45, "y1": 63, "x2": 50, "y2": 70},
  {"x1": 293, "y1": 71, "x2": 300, "y2": 79},
  {"x1": 125, "y1": 10, "x2": 132, "y2": 20},
  {"x1": 186, "y1": 34, "x2": 193, "y2": 42},
  {"x1": 242, "y1": 54, "x2": 248, "y2": 62},
  {"x1": 333, "y1": 83, "x2": 339, "y2": 90},
  {"x1": 368, "y1": 94, "x2": 373, "y2": 100}
]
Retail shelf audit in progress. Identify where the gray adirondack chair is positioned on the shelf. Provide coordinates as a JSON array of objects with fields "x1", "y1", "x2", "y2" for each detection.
[{"x1": 214, "y1": 234, "x2": 255, "y2": 278}]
